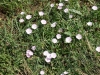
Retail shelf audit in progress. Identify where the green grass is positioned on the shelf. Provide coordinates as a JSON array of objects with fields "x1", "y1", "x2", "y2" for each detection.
[{"x1": 0, "y1": 0, "x2": 100, "y2": 75}]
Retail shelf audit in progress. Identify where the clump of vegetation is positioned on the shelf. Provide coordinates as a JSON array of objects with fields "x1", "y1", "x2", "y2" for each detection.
[{"x1": 0, "y1": 0, "x2": 100, "y2": 75}]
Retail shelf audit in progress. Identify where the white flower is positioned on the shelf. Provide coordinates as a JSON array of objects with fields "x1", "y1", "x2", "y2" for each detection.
[
  {"x1": 96, "y1": 47, "x2": 100, "y2": 52},
  {"x1": 92, "y1": 6, "x2": 98, "y2": 10},
  {"x1": 47, "y1": 54, "x2": 52, "y2": 59},
  {"x1": 43, "y1": 51, "x2": 49, "y2": 56},
  {"x1": 76, "y1": 34, "x2": 82, "y2": 40},
  {"x1": 41, "y1": 19, "x2": 47, "y2": 25},
  {"x1": 64, "y1": 71, "x2": 68, "y2": 74},
  {"x1": 64, "y1": 8, "x2": 69, "y2": 13},
  {"x1": 51, "y1": 22, "x2": 57, "y2": 27},
  {"x1": 52, "y1": 38, "x2": 58, "y2": 43},
  {"x1": 51, "y1": 53, "x2": 57, "y2": 58},
  {"x1": 31, "y1": 46, "x2": 36, "y2": 51},
  {"x1": 45, "y1": 57, "x2": 51, "y2": 63},
  {"x1": 26, "y1": 50, "x2": 33, "y2": 55},
  {"x1": 19, "y1": 19, "x2": 24, "y2": 23},
  {"x1": 26, "y1": 50, "x2": 33, "y2": 58},
  {"x1": 58, "y1": 6, "x2": 62, "y2": 10},
  {"x1": 56, "y1": 34, "x2": 61, "y2": 39},
  {"x1": 20, "y1": 12, "x2": 24, "y2": 14},
  {"x1": 59, "y1": 3, "x2": 64, "y2": 7},
  {"x1": 65, "y1": 37, "x2": 72, "y2": 43},
  {"x1": 39, "y1": 11, "x2": 44, "y2": 16},
  {"x1": 65, "y1": 0, "x2": 68, "y2": 1},
  {"x1": 26, "y1": 15, "x2": 32, "y2": 20},
  {"x1": 87, "y1": 22, "x2": 92, "y2": 26},
  {"x1": 69, "y1": 15, "x2": 73, "y2": 18},
  {"x1": 40, "y1": 70, "x2": 45, "y2": 75},
  {"x1": 50, "y1": 3, "x2": 54, "y2": 7},
  {"x1": 31, "y1": 24, "x2": 38, "y2": 29},
  {"x1": 26, "y1": 28, "x2": 32, "y2": 34},
  {"x1": 26, "y1": 53, "x2": 31, "y2": 58}
]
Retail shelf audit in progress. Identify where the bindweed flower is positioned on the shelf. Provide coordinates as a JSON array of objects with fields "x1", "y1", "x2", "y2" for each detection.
[
  {"x1": 50, "y1": 3, "x2": 54, "y2": 7},
  {"x1": 39, "y1": 11, "x2": 44, "y2": 16},
  {"x1": 69, "y1": 15, "x2": 73, "y2": 18},
  {"x1": 56, "y1": 34, "x2": 61, "y2": 39},
  {"x1": 92, "y1": 6, "x2": 98, "y2": 10},
  {"x1": 43, "y1": 51, "x2": 52, "y2": 63},
  {"x1": 31, "y1": 46, "x2": 36, "y2": 51},
  {"x1": 45, "y1": 57, "x2": 51, "y2": 63},
  {"x1": 26, "y1": 50, "x2": 33, "y2": 58},
  {"x1": 96, "y1": 46, "x2": 100, "y2": 52},
  {"x1": 59, "y1": 3, "x2": 64, "y2": 7},
  {"x1": 65, "y1": 37, "x2": 72, "y2": 43},
  {"x1": 87, "y1": 22, "x2": 92, "y2": 26},
  {"x1": 41, "y1": 19, "x2": 47, "y2": 25},
  {"x1": 40, "y1": 70, "x2": 45, "y2": 75},
  {"x1": 19, "y1": 19, "x2": 24, "y2": 23},
  {"x1": 51, "y1": 22, "x2": 57, "y2": 27},
  {"x1": 51, "y1": 53, "x2": 57, "y2": 58},
  {"x1": 31, "y1": 24, "x2": 38, "y2": 29},
  {"x1": 52, "y1": 38, "x2": 58, "y2": 43},
  {"x1": 76, "y1": 34, "x2": 82, "y2": 40},
  {"x1": 20, "y1": 12, "x2": 24, "y2": 14},
  {"x1": 64, "y1": 71, "x2": 68, "y2": 74},
  {"x1": 44, "y1": 51, "x2": 57, "y2": 63},
  {"x1": 26, "y1": 15, "x2": 32, "y2": 20},
  {"x1": 64, "y1": 8, "x2": 69, "y2": 13},
  {"x1": 26, "y1": 28, "x2": 32, "y2": 34},
  {"x1": 58, "y1": 6, "x2": 62, "y2": 10},
  {"x1": 47, "y1": 54, "x2": 52, "y2": 59},
  {"x1": 26, "y1": 50, "x2": 33, "y2": 55},
  {"x1": 65, "y1": 0, "x2": 68, "y2": 1},
  {"x1": 43, "y1": 51, "x2": 49, "y2": 56}
]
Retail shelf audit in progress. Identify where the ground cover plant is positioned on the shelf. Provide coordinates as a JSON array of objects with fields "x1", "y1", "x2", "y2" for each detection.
[{"x1": 0, "y1": 0, "x2": 100, "y2": 75}]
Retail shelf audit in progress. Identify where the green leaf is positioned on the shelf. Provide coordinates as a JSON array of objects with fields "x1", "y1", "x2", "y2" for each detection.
[
  {"x1": 69, "y1": 9, "x2": 83, "y2": 16},
  {"x1": 88, "y1": 0, "x2": 94, "y2": 4},
  {"x1": 64, "y1": 32, "x2": 72, "y2": 36}
]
